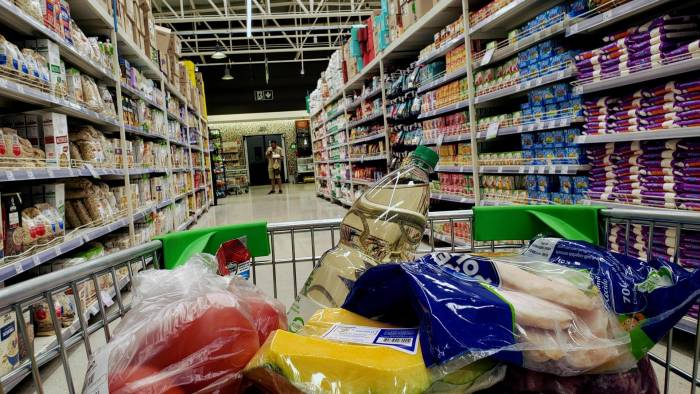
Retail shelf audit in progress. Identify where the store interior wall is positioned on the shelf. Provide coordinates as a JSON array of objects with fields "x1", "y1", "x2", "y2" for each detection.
[{"x1": 218, "y1": 119, "x2": 300, "y2": 180}]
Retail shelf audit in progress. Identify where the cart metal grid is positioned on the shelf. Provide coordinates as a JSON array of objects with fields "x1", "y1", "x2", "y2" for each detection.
[{"x1": 0, "y1": 208, "x2": 699, "y2": 393}]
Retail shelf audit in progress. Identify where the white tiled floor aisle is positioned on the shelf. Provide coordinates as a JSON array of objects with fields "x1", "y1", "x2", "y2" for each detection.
[{"x1": 12, "y1": 183, "x2": 698, "y2": 392}]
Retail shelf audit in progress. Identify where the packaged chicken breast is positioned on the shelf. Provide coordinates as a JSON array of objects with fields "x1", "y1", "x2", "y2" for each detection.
[{"x1": 343, "y1": 237, "x2": 700, "y2": 377}]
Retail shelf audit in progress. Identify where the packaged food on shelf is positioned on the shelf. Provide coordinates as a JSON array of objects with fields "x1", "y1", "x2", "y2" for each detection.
[
  {"x1": 438, "y1": 142, "x2": 472, "y2": 166},
  {"x1": 422, "y1": 111, "x2": 469, "y2": 140},
  {"x1": 574, "y1": 14, "x2": 700, "y2": 83},
  {"x1": 435, "y1": 173, "x2": 474, "y2": 196}
]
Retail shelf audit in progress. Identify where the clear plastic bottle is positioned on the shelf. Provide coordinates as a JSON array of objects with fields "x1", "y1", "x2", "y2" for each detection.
[{"x1": 288, "y1": 146, "x2": 439, "y2": 330}]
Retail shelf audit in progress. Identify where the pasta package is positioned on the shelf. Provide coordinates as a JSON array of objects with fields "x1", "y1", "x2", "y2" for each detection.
[{"x1": 344, "y1": 237, "x2": 700, "y2": 377}]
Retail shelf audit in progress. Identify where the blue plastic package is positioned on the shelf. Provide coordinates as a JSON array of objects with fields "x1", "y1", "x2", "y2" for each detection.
[
  {"x1": 569, "y1": 97, "x2": 584, "y2": 116},
  {"x1": 539, "y1": 131, "x2": 554, "y2": 148},
  {"x1": 560, "y1": 175, "x2": 573, "y2": 193},
  {"x1": 551, "y1": 192, "x2": 563, "y2": 204},
  {"x1": 561, "y1": 193, "x2": 574, "y2": 205},
  {"x1": 565, "y1": 147, "x2": 584, "y2": 164},
  {"x1": 532, "y1": 106, "x2": 545, "y2": 120},
  {"x1": 527, "y1": 190, "x2": 539, "y2": 204},
  {"x1": 521, "y1": 133, "x2": 535, "y2": 149},
  {"x1": 538, "y1": 40, "x2": 553, "y2": 59},
  {"x1": 568, "y1": 0, "x2": 588, "y2": 17},
  {"x1": 344, "y1": 238, "x2": 700, "y2": 376},
  {"x1": 573, "y1": 193, "x2": 586, "y2": 204},
  {"x1": 554, "y1": 148, "x2": 567, "y2": 163},
  {"x1": 552, "y1": 83, "x2": 569, "y2": 103},
  {"x1": 522, "y1": 150, "x2": 535, "y2": 164},
  {"x1": 542, "y1": 87, "x2": 556, "y2": 105},
  {"x1": 534, "y1": 149, "x2": 546, "y2": 164},
  {"x1": 546, "y1": 104, "x2": 560, "y2": 121}
]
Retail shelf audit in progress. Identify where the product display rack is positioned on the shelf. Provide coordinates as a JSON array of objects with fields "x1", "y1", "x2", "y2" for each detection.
[
  {"x1": 0, "y1": 0, "x2": 213, "y2": 288},
  {"x1": 309, "y1": 0, "x2": 700, "y2": 213}
]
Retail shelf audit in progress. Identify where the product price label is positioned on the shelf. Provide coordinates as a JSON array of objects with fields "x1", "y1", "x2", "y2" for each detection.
[
  {"x1": 5, "y1": 171, "x2": 14, "y2": 181},
  {"x1": 481, "y1": 47, "x2": 496, "y2": 67},
  {"x1": 85, "y1": 164, "x2": 100, "y2": 178},
  {"x1": 497, "y1": 166, "x2": 504, "y2": 173},
  {"x1": 538, "y1": 166, "x2": 546, "y2": 174},
  {"x1": 32, "y1": 254, "x2": 41, "y2": 266},
  {"x1": 561, "y1": 165, "x2": 569, "y2": 174},
  {"x1": 485, "y1": 122, "x2": 499, "y2": 140},
  {"x1": 519, "y1": 166, "x2": 526, "y2": 173},
  {"x1": 322, "y1": 323, "x2": 419, "y2": 354},
  {"x1": 15, "y1": 264, "x2": 23, "y2": 275},
  {"x1": 16, "y1": 84, "x2": 24, "y2": 94},
  {"x1": 573, "y1": 85, "x2": 583, "y2": 95},
  {"x1": 528, "y1": 167, "x2": 536, "y2": 174},
  {"x1": 569, "y1": 23, "x2": 579, "y2": 35},
  {"x1": 26, "y1": 170, "x2": 35, "y2": 179},
  {"x1": 0, "y1": 79, "x2": 8, "y2": 89},
  {"x1": 436, "y1": 134, "x2": 445, "y2": 147}
]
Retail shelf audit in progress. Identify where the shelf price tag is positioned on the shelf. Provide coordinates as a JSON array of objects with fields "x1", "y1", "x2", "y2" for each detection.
[
  {"x1": 481, "y1": 47, "x2": 496, "y2": 67},
  {"x1": 518, "y1": 166, "x2": 526, "y2": 173},
  {"x1": 528, "y1": 167, "x2": 536, "y2": 174},
  {"x1": 538, "y1": 166, "x2": 546, "y2": 174},
  {"x1": 26, "y1": 170, "x2": 35, "y2": 179},
  {"x1": 84, "y1": 164, "x2": 101, "y2": 179},
  {"x1": 486, "y1": 122, "x2": 500, "y2": 140},
  {"x1": 561, "y1": 165, "x2": 569, "y2": 174},
  {"x1": 497, "y1": 166, "x2": 503, "y2": 173}
]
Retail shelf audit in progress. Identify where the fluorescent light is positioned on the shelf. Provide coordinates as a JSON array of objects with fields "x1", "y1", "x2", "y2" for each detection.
[
  {"x1": 246, "y1": 0, "x2": 252, "y2": 38},
  {"x1": 222, "y1": 65, "x2": 233, "y2": 80}
]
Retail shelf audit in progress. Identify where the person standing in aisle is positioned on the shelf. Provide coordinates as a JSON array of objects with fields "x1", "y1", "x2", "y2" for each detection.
[{"x1": 266, "y1": 140, "x2": 284, "y2": 194}]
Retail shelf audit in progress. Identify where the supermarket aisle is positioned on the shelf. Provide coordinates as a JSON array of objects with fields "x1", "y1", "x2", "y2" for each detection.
[{"x1": 195, "y1": 183, "x2": 347, "y2": 228}]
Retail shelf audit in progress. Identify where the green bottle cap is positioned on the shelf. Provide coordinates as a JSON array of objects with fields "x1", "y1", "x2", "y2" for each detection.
[{"x1": 412, "y1": 145, "x2": 439, "y2": 169}]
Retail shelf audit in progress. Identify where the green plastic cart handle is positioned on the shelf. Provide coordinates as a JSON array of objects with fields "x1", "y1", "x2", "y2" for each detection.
[
  {"x1": 155, "y1": 221, "x2": 270, "y2": 269},
  {"x1": 472, "y1": 206, "x2": 604, "y2": 245}
]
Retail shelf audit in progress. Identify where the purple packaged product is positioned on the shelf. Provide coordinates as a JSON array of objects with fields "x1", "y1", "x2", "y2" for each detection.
[
  {"x1": 522, "y1": 150, "x2": 535, "y2": 164},
  {"x1": 526, "y1": 175, "x2": 538, "y2": 191},
  {"x1": 677, "y1": 119, "x2": 700, "y2": 127},
  {"x1": 559, "y1": 175, "x2": 573, "y2": 193},
  {"x1": 521, "y1": 133, "x2": 535, "y2": 149},
  {"x1": 677, "y1": 100, "x2": 700, "y2": 110},
  {"x1": 679, "y1": 109, "x2": 700, "y2": 120},
  {"x1": 552, "y1": 129, "x2": 565, "y2": 147},
  {"x1": 676, "y1": 91, "x2": 700, "y2": 102}
]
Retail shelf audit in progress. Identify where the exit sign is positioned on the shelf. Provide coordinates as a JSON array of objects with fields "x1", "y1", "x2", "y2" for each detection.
[{"x1": 254, "y1": 90, "x2": 274, "y2": 101}]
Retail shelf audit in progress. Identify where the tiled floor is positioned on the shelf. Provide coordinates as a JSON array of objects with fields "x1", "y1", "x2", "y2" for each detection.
[{"x1": 11, "y1": 183, "x2": 698, "y2": 393}]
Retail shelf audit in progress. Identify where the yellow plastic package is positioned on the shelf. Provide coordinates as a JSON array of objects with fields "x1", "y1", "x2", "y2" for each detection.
[{"x1": 243, "y1": 308, "x2": 504, "y2": 393}]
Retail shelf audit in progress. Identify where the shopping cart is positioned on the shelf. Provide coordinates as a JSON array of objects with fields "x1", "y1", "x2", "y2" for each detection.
[{"x1": 0, "y1": 207, "x2": 699, "y2": 394}]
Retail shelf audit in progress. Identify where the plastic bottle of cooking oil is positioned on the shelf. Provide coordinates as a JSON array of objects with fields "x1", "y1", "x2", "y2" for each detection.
[{"x1": 287, "y1": 146, "x2": 439, "y2": 330}]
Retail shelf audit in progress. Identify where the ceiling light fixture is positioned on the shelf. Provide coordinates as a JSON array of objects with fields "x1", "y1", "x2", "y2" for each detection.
[
  {"x1": 222, "y1": 64, "x2": 233, "y2": 80},
  {"x1": 211, "y1": 45, "x2": 226, "y2": 59},
  {"x1": 246, "y1": 0, "x2": 252, "y2": 38}
]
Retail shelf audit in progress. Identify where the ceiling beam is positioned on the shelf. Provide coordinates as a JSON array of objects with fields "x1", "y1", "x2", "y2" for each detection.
[
  {"x1": 196, "y1": 57, "x2": 330, "y2": 66},
  {"x1": 175, "y1": 24, "x2": 358, "y2": 35},
  {"x1": 184, "y1": 46, "x2": 339, "y2": 56},
  {"x1": 155, "y1": 10, "x2": 374, "y2": 23}
]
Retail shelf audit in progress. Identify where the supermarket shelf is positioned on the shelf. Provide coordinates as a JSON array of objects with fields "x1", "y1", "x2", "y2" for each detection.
[
  {"x1": 566, "y1": 0, "x2": 673, "y2": 36},
  {"x1": 0, "y1": 76, "x2": 124, "y2": 129},
  {"x1": 0, "y1": 166, "x2": 127, "y2": 182},
  {"x1": 474, "y1": 67, "x2": 574, "y2": 106},
  {"x1": 123, "y1": 125, "x2": 169, "y2": 141},
  {"x1": 315, "y1": 160, "x2": 329, "y2": 164},
  {"x1": 417, "y1": 33, "x2": 465, "y2": 66},
  {"x1": 575, "y1": 127, "x2": 700, "y2": 144},
  {"x1": 436, "y1": 164, "x2": 589, "y2": 174},
  {"x1": 328, "y1": 142, "x2": 347, "y2": 150},
  {"x1": 121, "y1": 84, "x2": 162, "y2": 109},
  {"x1": 339, "y1": 198, "x2": 353, "y2": 207},
  {"x1": 128, "y1": 167, "x2": 167, "y2": 176},
  {"x1": 115, "y1": 27, "x2": 161, "y2": 80},
  {"x1": 2, "y1": 273, "x2": 131, "y2": 392},
  {"x1": 174, "y1": 191, "x2": 189, "y2": 200},
  {"x1": 0, "y1": 1, "x2": 116, "y2": 83},
  {"x1": 475, "y1": 19, "x2": 566, "y2": 69},
  {"x1": 675, "y1": 316, "x2": 699, "y2": 335},
  {"x1": 469, "y1": 0, "x2": 561, "y2": 39},
  {"x1": 419, "y1": 99, "x2": 469, "y2": 119},
  {"x1": 423, "y1": 133, "x2": 471, "y2": 145},
  {"x1": 348, "y1": 154, "x2": 387, "y2": 163},
  {"x1": 165, "y1": 79, "x2": 187, "y2": 103},
  {"x1": 431, "y1": 192, "x2": 475, "y2": 204},
  {"x1": 572, "y1": 57, "x2": 700, "y2": 95},
  {"x1": 191, "y1": 145, "x2": 204, "y2": 152},
  {"x1": 346, "y1": 87, "x2": 383, "y2": 110},
  {"x1": 348, "y1": 112, "x2": 384, "y2": 128},
  {"x1": 428, "y1": 230, "x2": 471, "y2": 247},
  {"x1": 349, "y1": 132, "x2": 387, "y2": 145},
  {"x1": 329, "y1": 158, "x2": 349, "y2": 163},
  {"x1": 0, "y1": 215, "x2": 133, "y2": 282},
  {"x1": 169, "y1": 139, "x2": 189, "y2": 147},
  {"x1": 172, "y1": 167, "x2": 189, "y2": 173},
  {"x1": 345, "y1": 0, "x2": 463, "y2": 90},
  {"x1": 351, "y1": 178, "x2": 375, "y2": 186},
  {"x1": 476, "y1": 116, "x2": 581, "y2": 139},
  {"x1": 177, "y1": 215, "x2": 196, "y2": 231},
  {"x1": 156, "y1": 198, "x2": 173, "y2": 210},
  {"x1": 417, "y1": 66, "x2": 467, "y2": 95}
]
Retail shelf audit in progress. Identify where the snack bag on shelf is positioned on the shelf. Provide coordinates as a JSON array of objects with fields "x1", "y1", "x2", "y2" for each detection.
[
  {"x1": 244, "y1": 308, "x2": 505, "y2": 393},
  {"x1": 343, "y1": 237, "x2": 700, "y2": 377},
  {"x1": 83, "y1": 256, "x2": 285, "y2": 394}
]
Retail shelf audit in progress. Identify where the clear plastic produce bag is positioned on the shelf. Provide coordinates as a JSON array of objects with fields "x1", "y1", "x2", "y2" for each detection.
[
  {"x1": 343, "y1": 237, "x2": 700, "y2": 377},
  {"x1": 83, "y1": 256, "x2": 286, "y2": 394}
]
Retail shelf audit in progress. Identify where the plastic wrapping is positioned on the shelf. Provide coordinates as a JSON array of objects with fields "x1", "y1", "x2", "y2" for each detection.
[
  {"x1": 244, "y1": 308, "x2": 505, "y2": 393},
  {"x1": 84, "y1": 257, "x2": 286, "y2": 394},
  {"x1": 343, "y1": 237, "x2": 700, "y2": 377}
]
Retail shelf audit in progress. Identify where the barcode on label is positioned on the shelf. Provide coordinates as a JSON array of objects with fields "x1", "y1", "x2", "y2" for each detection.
[{"x1": 377, "y1": 337, "x2": 413, "y2": 345}]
